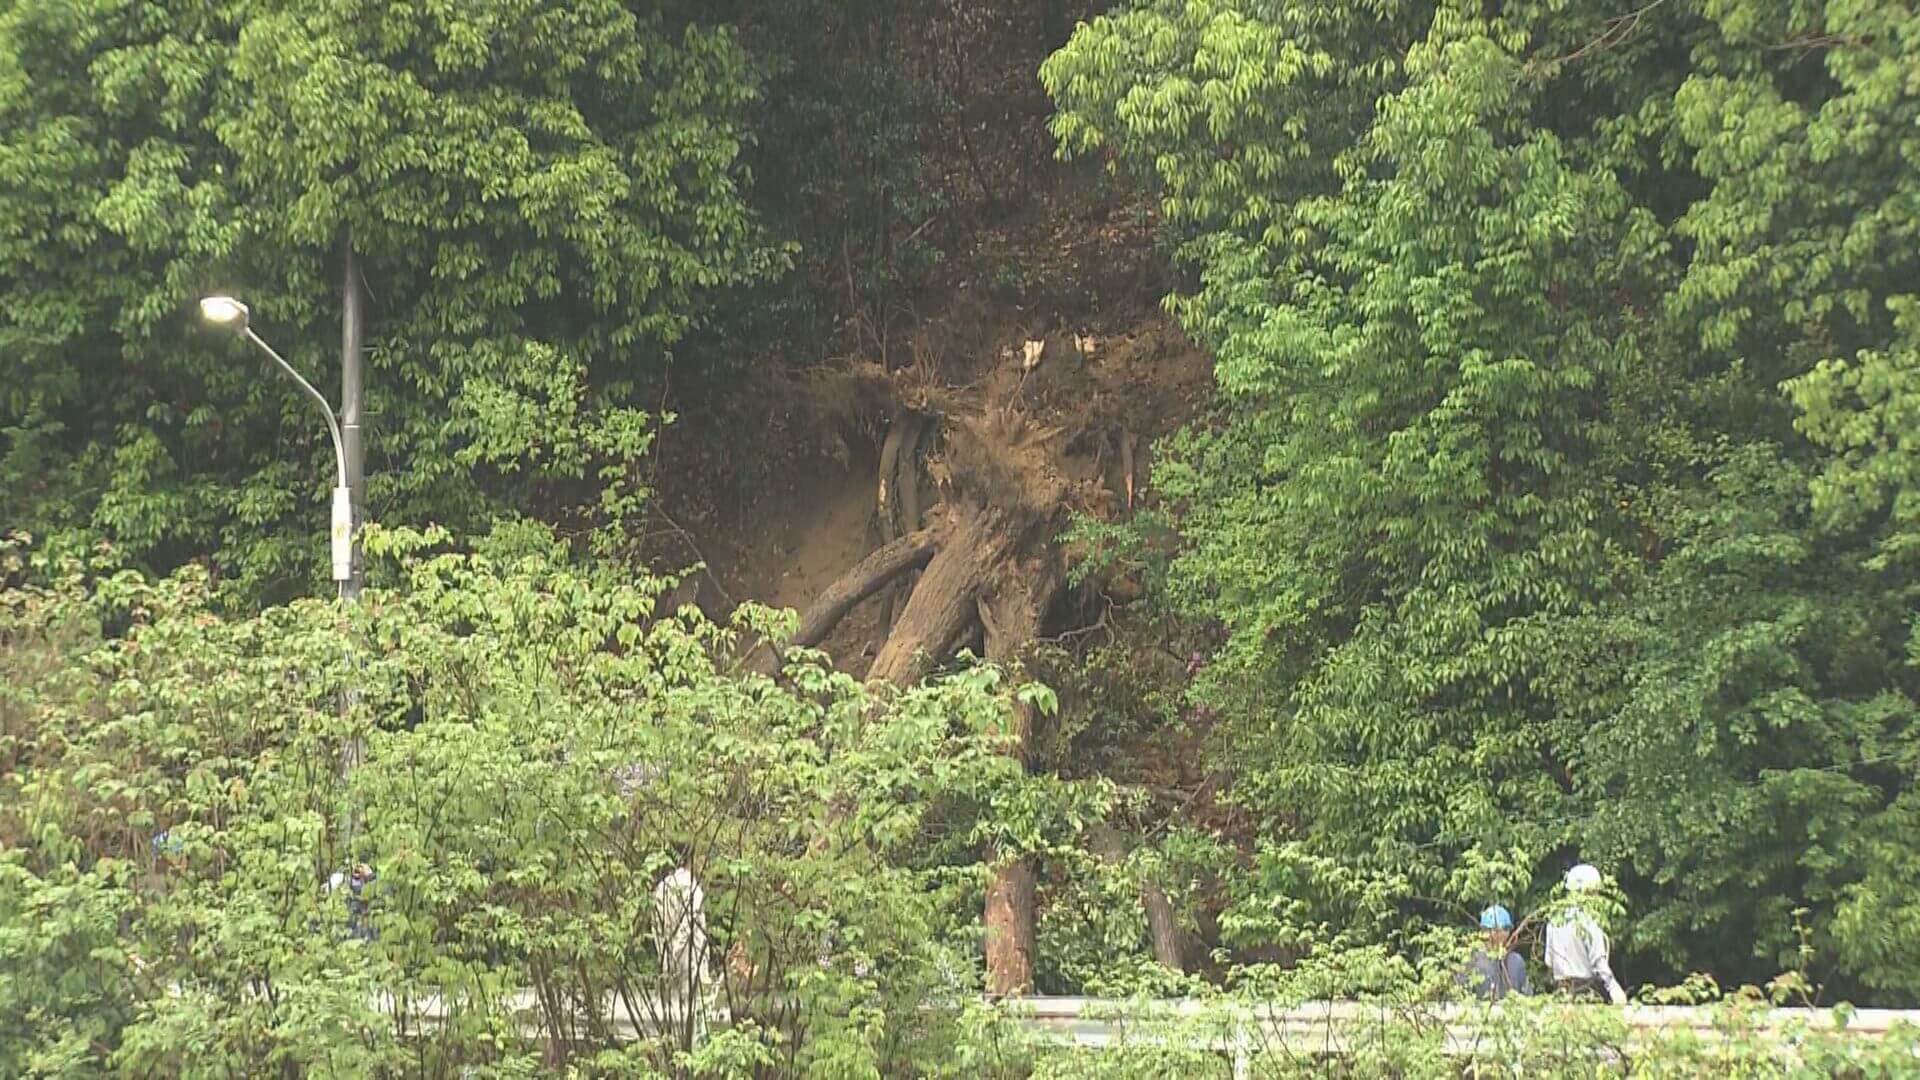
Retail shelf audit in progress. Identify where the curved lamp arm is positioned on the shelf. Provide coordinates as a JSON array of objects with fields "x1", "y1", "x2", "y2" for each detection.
[{"x1": 243, "y1": 327, "x2": 348, "y2": 491}]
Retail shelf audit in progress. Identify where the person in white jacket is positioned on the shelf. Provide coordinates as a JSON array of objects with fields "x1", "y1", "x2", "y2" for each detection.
[
  {"x1": 652, "y1": 864, "x2": 710, "y2": 1019},
  {"x1": 1545, "y1": 863, "x2": 1628, "y2": 1004}
]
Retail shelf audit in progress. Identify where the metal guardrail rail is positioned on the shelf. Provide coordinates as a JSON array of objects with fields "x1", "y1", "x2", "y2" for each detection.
[
  {"x1": 1008, "y1": 998, "x2": 1920, "y2": 1078},
  {"x1": 381, "y1": 989, "x2": 1918, "y2": 1074}
]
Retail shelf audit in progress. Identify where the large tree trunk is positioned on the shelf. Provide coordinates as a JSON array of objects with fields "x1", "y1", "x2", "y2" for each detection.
[
  {"x1": 859, "y1": 505, "x2": 1060, "y2": 995},
  {"x1": 983, "y1": 859, "x2": 1037, "y2": 996},
  {"x1": 1088, "y1": 823, "x2": 1192, "y2": 973},
  {"x1": 976, "y1": 556, "x2": 1060, "y2": 996},
  {"x1": 774, "y1": 402, "x2": 1075, "y2": 997},
  {"x1": 867, "y1": 508, "x2": 1014, "y2": 686},
  {"x1": 1145, "y1": 881, "x2": 1190, "y2": 973}
]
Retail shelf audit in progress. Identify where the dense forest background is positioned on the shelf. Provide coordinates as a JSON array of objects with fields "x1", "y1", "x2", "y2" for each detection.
[{"x1": 4, "y1": 0, "x2": 1919, "y2": 1073}]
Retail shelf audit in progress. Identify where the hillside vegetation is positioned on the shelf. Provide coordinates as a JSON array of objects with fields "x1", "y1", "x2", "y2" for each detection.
[{"x1": 4, "y1": 0, "x2": 1920, "y2": 1073}]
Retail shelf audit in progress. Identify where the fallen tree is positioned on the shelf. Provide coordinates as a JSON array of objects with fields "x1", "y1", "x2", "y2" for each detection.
[
  {"x1": 743, "y1": 322, "x2": 1210, "y2": 993},
  {"x1": 759, "y1": 356, "x2": 1088, "y2": 993}
]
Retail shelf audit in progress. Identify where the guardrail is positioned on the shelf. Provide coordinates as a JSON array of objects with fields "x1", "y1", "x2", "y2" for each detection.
[
  {"x1": 1009, "y1": 998, "x2": 1920, "y2": 1077},
  {"x1": 381, "y1": 990, "x2": 1919, "y2": 1074}
]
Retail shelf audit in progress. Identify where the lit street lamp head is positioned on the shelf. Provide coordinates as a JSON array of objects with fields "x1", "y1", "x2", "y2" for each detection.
[
  {"x1": 199, "y1": 295, "x2": 250, "y2": 331},
  {"x1": 194, "y1": 293, "x2": 350, "y2": 497}
]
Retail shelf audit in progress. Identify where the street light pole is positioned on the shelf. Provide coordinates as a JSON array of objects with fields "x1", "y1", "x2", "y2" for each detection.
[
  {"x1": 341, "y1": 238, "x2": 366, "y2": 601},
  {"x1": 198, "y1": 297, "x2": 354, "y2": 590},
  {"x1": 200, "y1": 291, "x2": 368, "y2": 861}
]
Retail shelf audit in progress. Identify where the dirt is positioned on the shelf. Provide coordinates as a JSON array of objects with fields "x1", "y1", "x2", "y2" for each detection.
[
  {"x1": 725, "y1": 451, "x2": 876, "y2": 617},
  {"x1": 667, "y1": 306, "x2": 1206, "y2": 675},
  {"x1": 644, "y1": 143, "x2": 1211, "y2": 676},
  {"x1": 701, "y1": 447, "x2": 892, "y2": 670}
]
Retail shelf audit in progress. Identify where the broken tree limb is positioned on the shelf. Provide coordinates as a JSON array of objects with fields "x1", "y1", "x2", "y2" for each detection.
[
  {"x1": 793, "y1": 527, "x2": 939, "y2": 649},
  {"x1": 744, "y1": 528, "x2": 940, "y2": 676},
  {"x1": 867, "y1": 509, "x2": 1011, "y2": 687}
]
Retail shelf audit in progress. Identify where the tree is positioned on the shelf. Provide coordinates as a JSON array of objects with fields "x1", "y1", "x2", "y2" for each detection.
[
  {"x1": 728, "y1": 0, "x2": 1133, "y2": 996},
  {"x1": 2, "y1": 0, "x2": 1151, "y2": 1000},
  {"x1": 0, "y1": 528, "x2": 1042, "y2": 1073},
  {"x1": 0, "y1": 0, "x2": 779, "y2": 602},
  {"x1": 1044, "y1": 0, "x2": 1920, "y2": 998}
]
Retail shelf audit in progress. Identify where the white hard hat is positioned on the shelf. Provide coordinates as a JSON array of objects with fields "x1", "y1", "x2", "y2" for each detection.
[{"x1": 1565, "y1": 863, "x2": 1603, "y2": 891}]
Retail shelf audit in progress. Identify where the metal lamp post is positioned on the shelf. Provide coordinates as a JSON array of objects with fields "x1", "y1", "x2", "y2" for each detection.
[
  {"x1": 202, "y1": 289, "x2": 370, "y2": 857},
  {"x1": 198, "y1": 295, "x2": 358, "y2": 597}
]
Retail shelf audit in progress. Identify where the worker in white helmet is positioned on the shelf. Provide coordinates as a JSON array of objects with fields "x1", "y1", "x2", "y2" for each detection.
[{"x1": 1545, "y1": 863, "x2": 1628, "y2": 1004}]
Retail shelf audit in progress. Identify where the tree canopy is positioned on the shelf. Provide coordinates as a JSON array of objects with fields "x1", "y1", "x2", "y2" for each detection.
[
  {"x1": 1, "y1": 0, "x2": 780, "y2": 599},
  {"x1": 1046, "y1": 0, "x2": 1920, "y2": 996},
  {"x1": 7, "y1": 0, "x2": 1920, "y2": 1071}
]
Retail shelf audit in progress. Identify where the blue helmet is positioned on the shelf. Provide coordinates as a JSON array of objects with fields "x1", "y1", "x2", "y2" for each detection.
[{"x1": 1479, "y1": 904, "x2": 1514, "y2": 931}]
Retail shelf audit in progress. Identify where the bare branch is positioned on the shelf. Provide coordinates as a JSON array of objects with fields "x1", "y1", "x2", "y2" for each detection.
[{"x1": 1536, "y1": 0, "x2": 1672, "y2": 69}]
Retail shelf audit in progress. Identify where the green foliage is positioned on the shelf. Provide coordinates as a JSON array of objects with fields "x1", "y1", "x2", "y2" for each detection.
[
  {"x1": 4, "y1": 527, "x2": 1915, "y2": 1071},
  {"x1": 726, "y1": 0, "x2": 954, "y2": 352},
  {"x1": 1034, "y1": 829, "x2": 1211, "y2": 1000},
  {"x1": 999, "y1": 978, "x2": 1920, "y2": 1079},
  {"x1": 987, "y1": 865, "x2": 1920, "y2": 1078},
  {"x1": 0, "y1": 0, "x2": 782, "y2": 599},
  {"x1": 0, "y1": 529, "x2": 1051, "y2": 1074},
  {"x1": 1045, "y1": 0, "x2": 1920, "y2": 999}
]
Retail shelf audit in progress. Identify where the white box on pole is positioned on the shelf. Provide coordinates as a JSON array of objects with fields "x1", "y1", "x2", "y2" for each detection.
[{"x1": 331, "y1": 486, "x2": 353, "y2": 582}]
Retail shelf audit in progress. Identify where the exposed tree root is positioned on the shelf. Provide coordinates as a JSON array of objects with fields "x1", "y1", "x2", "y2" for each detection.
[
  {"x1": 879, "y1": 412, "x2": 928, "y2": 629},
  {"x1": 867, "y1": 508, "x2": 1012, "y2": 687},
  {"x1": 876, "y1": 412, "x2": 910, "y2": 544},
  {"x1": 897, "y1": 419, "x2": 925, "y2": 536}
]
